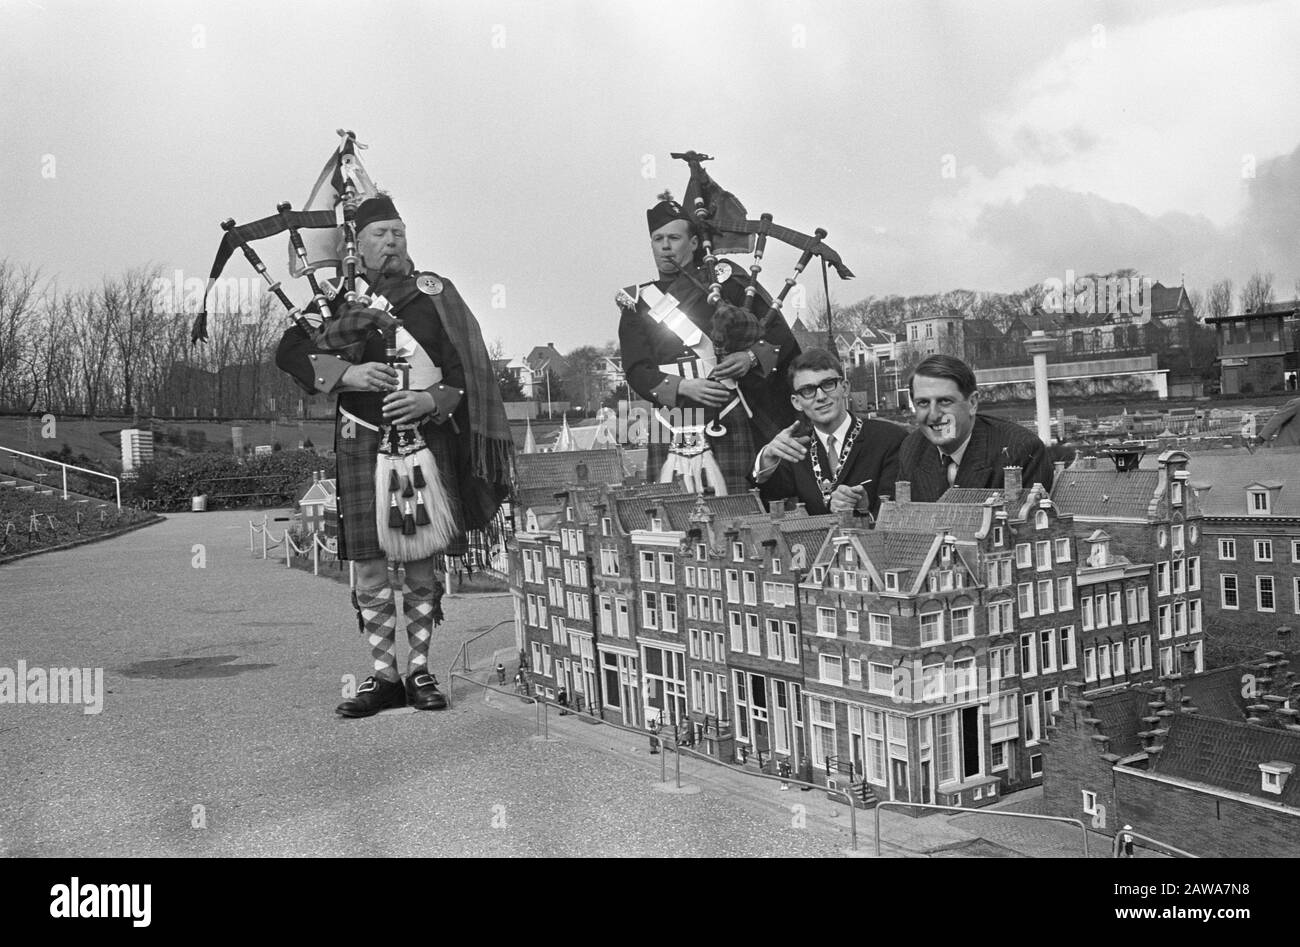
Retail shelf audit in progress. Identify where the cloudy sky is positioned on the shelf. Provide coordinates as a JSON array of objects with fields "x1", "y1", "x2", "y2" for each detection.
[{"x1": 3, "y1": 0, "x2": 1299, "y2": 352}]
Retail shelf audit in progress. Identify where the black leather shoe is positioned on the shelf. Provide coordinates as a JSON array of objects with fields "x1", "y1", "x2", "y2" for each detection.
[
  {"x1": 406, "y1": 669, "x2": 448, "y2": 710},
  {"x1": 336, "y1": 675, "x2": 407, "y2": 718}
]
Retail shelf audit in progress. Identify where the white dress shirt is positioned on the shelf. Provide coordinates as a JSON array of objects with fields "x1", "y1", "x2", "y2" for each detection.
[{"x1": 753, "y1": 412, "x2": 854, "y2": 482}]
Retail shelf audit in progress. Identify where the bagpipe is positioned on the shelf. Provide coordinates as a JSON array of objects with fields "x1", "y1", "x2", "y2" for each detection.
[
  {"x1": 191, "y1": 131, "x2": 456, "y2": 562},
  {"x1": 648, "y1": 152, "x2": 856, "y2": 490}
]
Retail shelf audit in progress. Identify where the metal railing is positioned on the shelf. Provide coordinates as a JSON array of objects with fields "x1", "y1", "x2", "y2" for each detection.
[
  {"x1": 1113, "y1": 824, "x2": 1197, "y2": 858},
  {"x1": 0, "y1": 445, "x2": 121, "y2": 509},
  {"x1": 877, "y1": 800, "x2": 1090, "y2": 857},
  {"x1": 445, "y1": 619, "x2": 516, "y2": 697}
]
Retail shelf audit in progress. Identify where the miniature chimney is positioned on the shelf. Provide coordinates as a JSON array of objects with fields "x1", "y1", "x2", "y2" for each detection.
[
  {"x1": 794, "y1": 501, "x2": 807, "y2": 516},
  {"x1": 895, "y1": 480, "x2": 911, "y2": 504},
  {"x1": 1003, "y1": 466, "x2": 1023, "y2": 497}
]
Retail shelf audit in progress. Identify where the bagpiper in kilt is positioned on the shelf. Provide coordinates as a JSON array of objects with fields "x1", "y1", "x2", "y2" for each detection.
[
  {"x1": 275, "y1": 195, "x2": 512, "y2": 718},
  {"x1": 618, "y1": 198, "x2": 800, "y2": 495}
]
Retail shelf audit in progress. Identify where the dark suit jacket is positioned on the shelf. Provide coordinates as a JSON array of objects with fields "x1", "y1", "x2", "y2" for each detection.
[
  {"x1": 897, "y1": 413, "x2": 1052, "y2": 502},
  {"x1": 753, "y1": 416, "x2": 906, "y2": 517}
]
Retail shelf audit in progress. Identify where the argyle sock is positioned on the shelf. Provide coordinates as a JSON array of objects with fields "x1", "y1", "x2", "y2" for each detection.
[
  {"x1": 403, "y1": 583, "x2": 439, "y2": 673},
  {"x1": 354, "y1": 585, "x2": 399, "y2": 683}
]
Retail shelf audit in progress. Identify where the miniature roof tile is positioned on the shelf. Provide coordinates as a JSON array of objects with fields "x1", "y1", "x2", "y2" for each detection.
[
  {"x1": 1180, "y1": 665, "x2": 1252, "y2": 722},
  {"x1": 1087, "y1": 688, "x2": 1148, "y2": 758},
  {"x1": 856, "y1": 529, "x2": 937, "y2": 575},
  {"x1": 1151, "y1": 714, "x2": 1300, "y2": 807},
  {"x1": 514, "y1": 448, "x2": 625, "y2": 489},
  {"x1": 875, "y1": 499, "x2": 989, "y2": 540},
  {"x1": 614, "y1": 491, "x2": 763, "y2": 533},
  {"x1": 519, "y1": 484, "x2": 604, "y2": 521},
  {"x1": 1190, "y1": 450, "x2": 1300, "y2": 517},
  {"x1": 1051, "y1": 469, "x2": 1160, "y2": 519}
]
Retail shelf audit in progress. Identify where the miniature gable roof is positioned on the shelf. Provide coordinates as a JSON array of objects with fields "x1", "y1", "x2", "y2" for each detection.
[
  {"x1": 299, "y1": 479, "x2": 337, "y2": 504},
  {"x1": 1189, "y1": 450, "x2": 1300, "y2": 517},
  {"x1": 1150, "y1": 714, "x2": 1300, "y2": 807},
  {"x1": 875, "y1": 498, "x2": 991, "y2": 541},
  {"x1": 1051, "y1": 469, "x2": 1160, "y2": 521},
  {"x1": 515, "y1": 448, "x2": 625, "y2": 488}
]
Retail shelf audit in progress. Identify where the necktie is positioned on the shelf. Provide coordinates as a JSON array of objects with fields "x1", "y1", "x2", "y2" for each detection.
[
  {"x1": 827, "y1": 435, "x2": 840, "y2": 477},
  {"x1": 941, "y1": 452, "x2": 957, "y2": 486}
]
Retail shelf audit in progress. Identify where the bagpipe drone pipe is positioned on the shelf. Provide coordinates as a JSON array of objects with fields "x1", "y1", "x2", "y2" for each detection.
[{"x1": 665, "y1": 150, "x2": 857, "y2": 443}]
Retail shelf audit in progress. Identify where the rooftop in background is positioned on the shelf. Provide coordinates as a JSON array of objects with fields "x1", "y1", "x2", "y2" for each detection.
[
  {"x1": 876, "y1": 495, "x2": 996, "y2": 540},
  {"x1": 1186, "y1": 446, "x2": 1300, "y2": 517},
  {"x1": 1051, "y1": 465, "x2": 1162, "y2": 521},
  {"x1": 613, "y1": 490, "x2": 763, "y2": 533},
  {"x1": 515, "y1": 448, "x2": 627, "y2": 511},
  {"x1": 1152, "y1": 713, "x2": 1300, "y2": 808},
  {"x1": 1205, "y1": 297, "x2": 1300, "y2": 323}
]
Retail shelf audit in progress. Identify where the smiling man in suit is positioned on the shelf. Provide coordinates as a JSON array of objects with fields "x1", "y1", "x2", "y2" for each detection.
[
  {"x1": 898, "y1": 354, "x2": 1052, "y2": 502},
  {"x1": 751, "y1": 348, "x2": 905, "y2": 517}
]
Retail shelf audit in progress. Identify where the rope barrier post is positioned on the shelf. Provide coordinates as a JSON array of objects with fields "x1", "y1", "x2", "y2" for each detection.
[
  {"x1": 846, "y1": 790, "x2": 858, "y2": 852},
  {"x1": 285, "y1": 534, "x2": 291, "y2": 568},
  {"x1": 874, "y1": 803, "x2": 883, "y2": 857},
  {"x1": 313, "y1": 535, "x2": 320, "y2": 575}
]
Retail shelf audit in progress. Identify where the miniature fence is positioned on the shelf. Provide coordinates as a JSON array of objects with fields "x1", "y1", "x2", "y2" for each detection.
[
  {"x1": 249, "y1": 514, "x2": 482, "y2": 592},
  {"x1": 247, "y1": 515, "x2": 339, "y2": 575}
]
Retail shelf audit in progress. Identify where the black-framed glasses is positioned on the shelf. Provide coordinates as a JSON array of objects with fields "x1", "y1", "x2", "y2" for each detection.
[{"x1": 793, "y1": 377, "x2": 844, "y2": 400}]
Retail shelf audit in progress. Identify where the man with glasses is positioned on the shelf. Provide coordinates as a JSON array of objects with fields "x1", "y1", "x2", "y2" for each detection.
[
  {"x1": 751, "y1": 348, "x2": 904, "y2": 516},
  {"x1": 898, "y1": 354, "x2": 1052, "y2": 502}
]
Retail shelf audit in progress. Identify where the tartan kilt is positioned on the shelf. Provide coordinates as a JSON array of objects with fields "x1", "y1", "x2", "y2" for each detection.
[
  {"x1": 645, "y1": 412, "x2": 757, "y2": 496},
  {"x1": 333, "y1": 414, "x2": 466, "y2": 561}
]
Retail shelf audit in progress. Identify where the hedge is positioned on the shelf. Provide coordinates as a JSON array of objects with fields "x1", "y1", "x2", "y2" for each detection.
[{"x1": 126, "y1": 449, "x2": 335, "y2": 512}]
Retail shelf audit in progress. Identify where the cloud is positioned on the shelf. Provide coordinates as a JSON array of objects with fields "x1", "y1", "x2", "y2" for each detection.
[
  {"x1": 908, "y1": 1, "x2": 1300, "y2": 297},
  {"x1": 965, "y1": 143, "x2": 1300, "y2": 294}
]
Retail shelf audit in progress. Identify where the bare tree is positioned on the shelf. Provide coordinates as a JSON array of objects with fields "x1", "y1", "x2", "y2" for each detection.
[
  {"x1": 1205, "y1": 279, "x2": 1233, "y2": 322},
  {"x1": 102, "y1": 265, "x2": 164, "y2": 414},
  {"x1": 68, "y1": 288, "x2": 113, "y2": 415},
  {"x1": 1239, "y1": 271, "x2": 1275, "y2": 313},
  {"x1": 0, "y1": 260, "x2": 45, "y2": 410}
]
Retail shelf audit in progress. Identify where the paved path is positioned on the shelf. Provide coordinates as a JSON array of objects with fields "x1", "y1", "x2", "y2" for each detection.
[{"x1": 0, "y1": 511, "x2": 1108, "y2": 857}]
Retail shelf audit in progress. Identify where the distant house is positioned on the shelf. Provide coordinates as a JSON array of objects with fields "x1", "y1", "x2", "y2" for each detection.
[
  {"x1": 1147, "y1": 281, "x2": 1195, "y2": 330},
  {"x1": 498, "y1": 354, "x2": 538, "y2": 398},
  {"x1": 1183, "y1": 447, "x2": 1300, "y2": 659},
  {"x1": 298, "y1": 472, "x2": 337, "y2": 537},
  {"x1": 791, "y1": 316, "x2": 830, "y2": 354},
  {"x1": 903, "y1": 310, "x2": 965, "y2": 359},
  {"x1": 1208, "y1": 299, "x2": 1300, "y2": 395},
  {"x1": 513, "y1": 448, "x2": 628, "y2": 521},
  {"x1": 527, "y1": 343, "x2": 569, "y2": 378}
]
